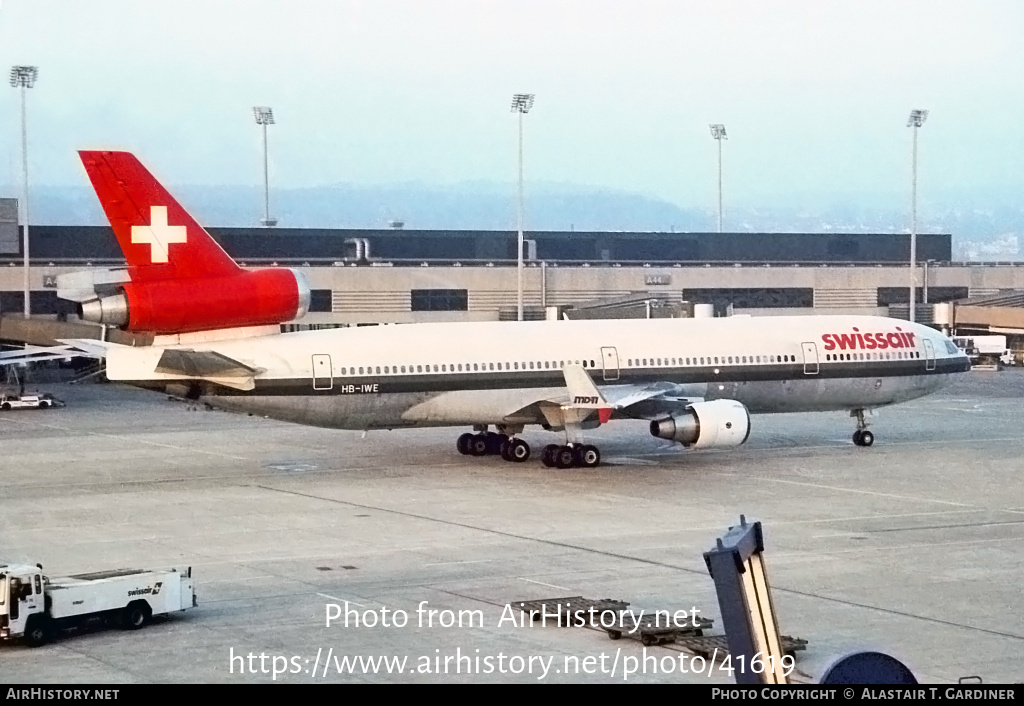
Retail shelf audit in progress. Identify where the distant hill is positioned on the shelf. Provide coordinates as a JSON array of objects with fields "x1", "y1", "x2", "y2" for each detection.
[{"x1": 4, "y1": 182, "x2": 709, "y2": 232}]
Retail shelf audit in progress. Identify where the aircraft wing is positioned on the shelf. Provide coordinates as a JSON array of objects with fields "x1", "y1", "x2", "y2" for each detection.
[
  {"x1": 0, "y1": 344, "x2": 98, "y2": 365},
  {"x1": 401, "y1": 366, "x2": 706, "y2": 428},
  {"x1": 505, "y1": 366, "x2": 706, "y2": 428}
]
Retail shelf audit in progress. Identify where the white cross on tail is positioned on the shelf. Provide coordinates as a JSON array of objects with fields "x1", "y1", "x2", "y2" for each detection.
[{"x1": 131, "y1": 206, "x2": 187, "y2": 263}]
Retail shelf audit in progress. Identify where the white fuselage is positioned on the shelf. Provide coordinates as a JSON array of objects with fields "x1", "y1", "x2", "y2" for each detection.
[{"x1": 104, "y1": 315, "x2": 971, "y2": 432}]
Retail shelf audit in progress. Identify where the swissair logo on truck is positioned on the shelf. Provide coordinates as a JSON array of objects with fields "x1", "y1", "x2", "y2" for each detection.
[
  {"x1": 822, "y1": 327, "x2": 917, "y2": 352},
  {"x1": 127, "y1": 582, "x2": 162, "y2": 597}
]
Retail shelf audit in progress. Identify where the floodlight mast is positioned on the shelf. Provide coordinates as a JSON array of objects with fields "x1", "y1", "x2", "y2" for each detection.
[
  {"x1": 253, "y1": 106, "x2": 277, "y2": 227},
  {"x1": 10, "y1": 66, "x2": 38, "y2": 319},
  {"x1": 710, "y1": 124, "x2": 727, "y2": 233},
  {"x1": 907, "y1": 109, "x2": 928, "y2": 322},
  {"x1": 511, "y1": 93, "x2": 535, "y2": 322}
]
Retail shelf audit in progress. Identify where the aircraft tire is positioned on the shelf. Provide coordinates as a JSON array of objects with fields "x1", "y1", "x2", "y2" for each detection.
[
  {"x1": 485, "y1": 432, "x2": 506, "y2": 455},
  {"x1": 579, "y1": 445, "x2": 601, "y2": 468},
  {"x1": 555, "y1": 445, "x2": 576, "y2": 469},
  {"x1": 470, "y1": 435, "x2": 489, "y2": 456},
  {"x1": 859, "y1": 430, "x2": 874, "y2": 447},
  {"x1": 541, "y1": 444, "x2": 559, "y2": 467},
  {"x1": 509, "y1": 438, "x2": 531, "y2": 462},
  {"x1": 457, "y1": 433, "x2": 474, "y2": 455}
]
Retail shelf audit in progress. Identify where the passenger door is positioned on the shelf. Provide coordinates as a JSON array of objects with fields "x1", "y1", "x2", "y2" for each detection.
[
  {"x1": 601, "y1": 347, "x2": 620, "y2": 381},
  {"x1": 312, "y1": 354, "x2": 333, "y2": 390},
  {"x1": 924, "y1": 339, "x2": 936, "y2": 371},
  {"x1": 801, "y1": 342, "x2": 820, "y2": 375}
]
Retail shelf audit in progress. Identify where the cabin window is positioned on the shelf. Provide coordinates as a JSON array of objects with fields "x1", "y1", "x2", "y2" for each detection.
[{"x1": 376, "y1": 366, "x2": 381, "y2": 374}]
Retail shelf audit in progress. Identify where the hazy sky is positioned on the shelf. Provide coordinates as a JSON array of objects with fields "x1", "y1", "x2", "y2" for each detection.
[{"x1": 2, "y1": 0, "x2": 1023, "y2": 209}]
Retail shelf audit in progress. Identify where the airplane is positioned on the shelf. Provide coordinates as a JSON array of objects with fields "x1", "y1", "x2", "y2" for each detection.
[{"x1": 66, "y1": 150, "x2": 972, "y2": 468}]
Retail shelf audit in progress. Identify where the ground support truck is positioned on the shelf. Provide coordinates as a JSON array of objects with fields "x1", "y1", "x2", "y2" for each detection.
[{"x1": 0, "y1": 561, "x2": 196, "y2": 646}]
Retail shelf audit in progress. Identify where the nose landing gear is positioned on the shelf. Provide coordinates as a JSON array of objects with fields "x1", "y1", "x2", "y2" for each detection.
[{"x1": 851, "y1": 409, "x2": 875, "y2": 447}]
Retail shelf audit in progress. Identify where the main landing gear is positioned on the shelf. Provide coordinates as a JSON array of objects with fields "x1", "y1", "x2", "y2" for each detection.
[
  {"x1": 851, "y1": 409, "x2": 875, "y2": 447},
  {"x1": 455, "y1": 429, "x2": 604, "y2": 468},
  {"x1": 540, "y1": 443, "x2": 601, "y2": 469},
  {"x1": 456, "y1": 431, "x2": 531, "y2": 463}
]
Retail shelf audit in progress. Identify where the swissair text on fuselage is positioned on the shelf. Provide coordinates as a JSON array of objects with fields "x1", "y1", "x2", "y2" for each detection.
[{"x1": 822, "y1": 327, "x2": 916, "y2": 352}]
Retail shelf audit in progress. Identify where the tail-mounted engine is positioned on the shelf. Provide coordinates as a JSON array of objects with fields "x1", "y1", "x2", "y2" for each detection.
[
  {"x1": 78, "y1": 268, "x2": 310, "y2": 334},
  {"x1": 650, "y1": 399, "x2": 751, "y2": 449}
]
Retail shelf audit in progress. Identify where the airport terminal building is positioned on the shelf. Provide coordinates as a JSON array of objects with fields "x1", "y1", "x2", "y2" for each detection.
[{"x1": 2, "y1": 224, "x2": 1024, "y2": 330}]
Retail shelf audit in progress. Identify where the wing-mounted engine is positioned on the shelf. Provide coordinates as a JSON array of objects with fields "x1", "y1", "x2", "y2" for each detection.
[
  {"x1": 77, "y1": 269, "x2": 311, "y2": 334},
  {"x1": 649, "y1": 399, "x2": 751, "y2": 449}
]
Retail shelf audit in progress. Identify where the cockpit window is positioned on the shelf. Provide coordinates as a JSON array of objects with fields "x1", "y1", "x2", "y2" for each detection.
[{"x1": 944, "y1": 340, "x2": 959, "y2": 355}]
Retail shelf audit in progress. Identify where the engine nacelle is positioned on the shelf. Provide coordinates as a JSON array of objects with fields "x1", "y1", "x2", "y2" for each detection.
[
  {"x1": 78, "y1": 268, "x2": 310, "y2": 334},
  {"x1": 649, "y1": 399, "x2": 751, "y2": 449}
]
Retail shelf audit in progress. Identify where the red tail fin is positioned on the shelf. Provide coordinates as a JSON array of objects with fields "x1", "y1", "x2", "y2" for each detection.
[{"x1": 78, "y1": 151, "x2": 241, "y2": 281}]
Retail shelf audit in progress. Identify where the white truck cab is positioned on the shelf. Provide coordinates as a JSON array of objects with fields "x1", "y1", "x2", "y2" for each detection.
[{"x1": 0, "y1": 561, "x2": 196, "y2": 646}]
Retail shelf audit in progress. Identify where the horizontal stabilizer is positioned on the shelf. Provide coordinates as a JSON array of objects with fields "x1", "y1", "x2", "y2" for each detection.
[
  {"x1": 56, "y1": 338, "x2": 125, "y2": 358},
  {"x1": 155, "y1": 349, "x2": 257, "y2": 378}
]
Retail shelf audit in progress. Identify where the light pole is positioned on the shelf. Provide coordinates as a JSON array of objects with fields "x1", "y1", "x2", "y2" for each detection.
[
  {"x1": 10, "y1": 66, "x2": 37, "y2": 319},
  {"x1": 253, "y1": 106, "x2": 277, "y2": 227},
  {"x1": 710, "y1": 124, "x2": 727, "y2": 233},
  {"x1": 923, "y1": 258, "x2": 935, "y2": 305},
  {"x1": 511, "y1": 93, "x2": 535, "y2": 322},
  {"x1": 907, "y1": 109, "x2": 928, "y2": 323}
]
